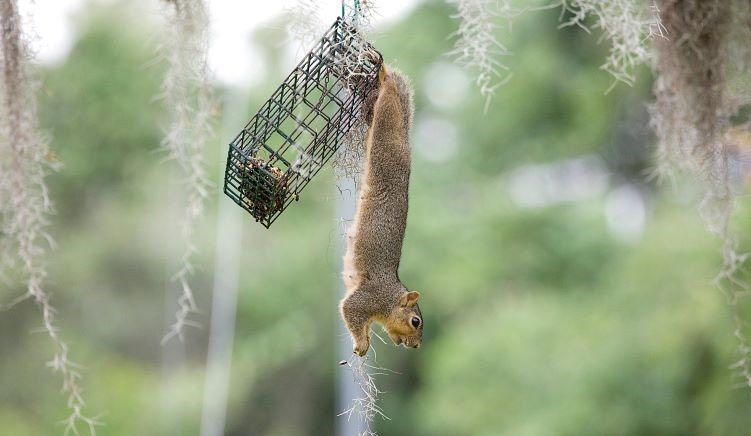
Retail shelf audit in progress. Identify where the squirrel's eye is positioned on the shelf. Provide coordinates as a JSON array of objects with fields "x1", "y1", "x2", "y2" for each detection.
[{"x1": 411, "y1": 316, "x2": 421, "y2": 328}]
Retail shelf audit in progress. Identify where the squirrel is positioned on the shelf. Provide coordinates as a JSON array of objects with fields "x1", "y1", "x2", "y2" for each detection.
[{"x1": 339, "y1": 64, "x2": 423, "y2": 357}]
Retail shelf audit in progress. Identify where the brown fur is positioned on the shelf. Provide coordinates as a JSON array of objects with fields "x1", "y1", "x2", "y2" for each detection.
[{"x1": 340, "y1": 65, "x2": 423, "y2": 356}]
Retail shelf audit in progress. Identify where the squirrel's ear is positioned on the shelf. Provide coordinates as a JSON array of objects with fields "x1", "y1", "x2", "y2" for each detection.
[{"x1": 400, "y1": 291, "x2": 420, "y2": 307}]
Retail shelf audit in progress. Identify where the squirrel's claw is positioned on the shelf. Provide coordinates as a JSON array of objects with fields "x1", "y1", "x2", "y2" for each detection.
[{"x1": 353, "y1": 342, "x2": 369, "y2": 357}]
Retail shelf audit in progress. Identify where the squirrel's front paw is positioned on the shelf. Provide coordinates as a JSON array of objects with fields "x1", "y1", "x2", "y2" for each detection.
[{"x1": 353, "y1": 341, "x2": 369, "y2": 357}]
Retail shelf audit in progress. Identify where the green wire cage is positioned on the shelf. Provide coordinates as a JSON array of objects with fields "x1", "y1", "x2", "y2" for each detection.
[{"x1": 223, "y1": 17, "x2": 383, "y2": 228}]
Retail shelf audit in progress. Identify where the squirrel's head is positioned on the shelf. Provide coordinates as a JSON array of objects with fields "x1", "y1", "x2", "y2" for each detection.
[{"x1": 384, "y1": 291, "x2": 423, "y2": 349}]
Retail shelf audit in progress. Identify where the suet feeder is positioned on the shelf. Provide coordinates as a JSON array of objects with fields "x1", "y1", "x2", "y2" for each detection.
[{"x1": 223, "y1": 17, "x2": 383, "y2": 228}]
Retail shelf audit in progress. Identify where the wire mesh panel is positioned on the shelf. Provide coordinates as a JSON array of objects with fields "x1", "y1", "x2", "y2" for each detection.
[{"x1": 223, "y1": 17, "x2": 383, "y2": 228}]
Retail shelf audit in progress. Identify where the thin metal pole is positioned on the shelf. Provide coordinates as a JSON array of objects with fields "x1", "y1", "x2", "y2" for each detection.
[
  {"x1": 199, "y1": 90, "x2": 246, "y2": 436},
  {"x1": 335, "y1": 174, "x2": 365, "y2": 436}
]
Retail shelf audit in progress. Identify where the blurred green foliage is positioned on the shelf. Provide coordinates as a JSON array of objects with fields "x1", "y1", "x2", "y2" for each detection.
[{"x1": 2, "y1": 1, "x2": 751, "y2": 435}]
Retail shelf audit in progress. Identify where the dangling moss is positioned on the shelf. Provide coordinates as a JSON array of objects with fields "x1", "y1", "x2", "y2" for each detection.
[
  {"x1": 1, "y1": 0, "x2": 98, "y2": 433},
  {"x1": 651, "y1": 0, "x2": 751, "y2": 388},
  {"x1": 159, "y1": 0, "x2": 213, "y2": 344}
]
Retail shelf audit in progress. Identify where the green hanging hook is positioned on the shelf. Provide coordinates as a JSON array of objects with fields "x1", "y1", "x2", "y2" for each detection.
[
  {"x1": 353, "y1": 0, "x2": 361, "y2": 26},
  {"x1": 342, "y1": 0, "x2": 361, "y2": 25}
]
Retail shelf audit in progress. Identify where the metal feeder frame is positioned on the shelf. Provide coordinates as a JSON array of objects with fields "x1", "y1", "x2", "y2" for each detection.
[{"x1": 223, "y1": 17, "x2": 383, "y2": 228}]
